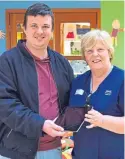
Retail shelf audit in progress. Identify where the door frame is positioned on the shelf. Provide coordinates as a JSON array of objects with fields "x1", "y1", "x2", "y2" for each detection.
[
  {"x1": 6, "y1": 9, "x2": 26, "y2": 49},
  {"x1": 6, "y1": 9, "x2": 100, "y2": 53}
]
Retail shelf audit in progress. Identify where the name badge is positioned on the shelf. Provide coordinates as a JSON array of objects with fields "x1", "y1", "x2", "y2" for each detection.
[
  {"x1": 105, "y1": 90, "x2": 112, "y2": 95},
  {"x1": 75, "y1": 89, "x2": 84, "y2": 95}
]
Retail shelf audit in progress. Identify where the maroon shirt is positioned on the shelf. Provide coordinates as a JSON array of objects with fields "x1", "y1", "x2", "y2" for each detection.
[{"x1": 24, "y1": 44, "x2": 61, "y2": 151}]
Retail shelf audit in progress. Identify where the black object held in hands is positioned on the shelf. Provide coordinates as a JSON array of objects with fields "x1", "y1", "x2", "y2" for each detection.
[
  {"x1": 55, "y1": 92, "x2": 93, "y2": 132},
  {"x1": 84, "y1": 93, "x2": 93, "y2": 114}
]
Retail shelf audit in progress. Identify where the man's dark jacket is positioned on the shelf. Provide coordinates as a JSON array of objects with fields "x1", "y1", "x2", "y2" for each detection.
[{"x1": 0, "y1": 40, "x2": 74, "y2": 159}]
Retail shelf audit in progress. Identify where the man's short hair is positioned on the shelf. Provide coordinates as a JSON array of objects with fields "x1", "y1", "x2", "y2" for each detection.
[{"x1": 23, "y1": 3, "x2": 54, "y2": 30}]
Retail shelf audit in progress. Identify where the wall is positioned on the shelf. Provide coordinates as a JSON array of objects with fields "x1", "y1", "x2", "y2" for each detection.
[
  {"x1": 101, "y1": 1, "x2": 124, "y2": 69},
  {"x1": 0, "y1": 1, "x2": 100, "y2": 53},
  {"x1": 0, "y1": 1, "x2": 124, "y2": 69}
]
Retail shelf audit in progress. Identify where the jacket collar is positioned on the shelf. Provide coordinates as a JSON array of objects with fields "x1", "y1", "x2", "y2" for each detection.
[{"x1": 17, "y1": 40, "x2": 55, "y2": 62}]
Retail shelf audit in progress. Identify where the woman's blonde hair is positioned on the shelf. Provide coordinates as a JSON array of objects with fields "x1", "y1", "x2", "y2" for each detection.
[{"x1": 81, "y1": 29, "x2": 114, "y2": 62}]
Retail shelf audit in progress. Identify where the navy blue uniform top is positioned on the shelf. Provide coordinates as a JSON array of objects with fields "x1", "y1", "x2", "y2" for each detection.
[{"x1": 69, "y1": 66, "x2": 124, "y2": 159}]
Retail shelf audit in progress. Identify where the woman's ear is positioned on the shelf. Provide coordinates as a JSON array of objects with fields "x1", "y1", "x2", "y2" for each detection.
[
  {"x1": 108, "y1": 50, "x2": 112, "y2": 61},
  {"x1": 82, "y1": 54, "x2": 87, "y2": 63}
]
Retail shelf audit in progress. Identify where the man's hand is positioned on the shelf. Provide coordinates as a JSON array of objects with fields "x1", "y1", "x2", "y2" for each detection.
[{"x1": 42, "y1": 120, "x2": 65, "y2": 137}]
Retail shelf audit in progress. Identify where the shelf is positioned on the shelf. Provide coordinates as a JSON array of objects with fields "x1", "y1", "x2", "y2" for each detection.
[{"x1": 64, "y1": 56, "x2": 83, "y2": 60}]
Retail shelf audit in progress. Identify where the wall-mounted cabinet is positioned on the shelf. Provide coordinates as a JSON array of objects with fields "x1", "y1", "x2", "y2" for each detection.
[{"x1": 6, "y1": 9, "x2": 100, "y2": 60}]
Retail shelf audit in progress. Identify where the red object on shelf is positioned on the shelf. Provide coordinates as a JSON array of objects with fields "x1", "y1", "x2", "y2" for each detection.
[{"x1": 66, "y1": 32, "x2": 74, "y2": 38}]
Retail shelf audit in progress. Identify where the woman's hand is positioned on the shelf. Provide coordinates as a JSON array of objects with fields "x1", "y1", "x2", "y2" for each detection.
[
  {"x1": 85, "y1": 109, "x2": 124, "y2": 134},
  {"x1": 85, "y1": 109, "x2": 104, "y2": 129}
]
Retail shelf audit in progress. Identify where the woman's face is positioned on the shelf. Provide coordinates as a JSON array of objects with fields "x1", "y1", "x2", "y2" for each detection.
[{"x1": 84, "y1": 40, "x2": 111, "y2": 70}]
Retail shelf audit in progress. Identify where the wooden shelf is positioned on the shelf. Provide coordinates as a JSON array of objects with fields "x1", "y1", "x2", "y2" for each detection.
[{"x1": 64, "y1": 56, "x2": 83, "y2": 60}]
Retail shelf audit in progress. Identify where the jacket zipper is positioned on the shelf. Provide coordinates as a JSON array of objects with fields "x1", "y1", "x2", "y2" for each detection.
[
  {"x1": 33, "y1": 59, "x2": 40, "y2": 113},
  {"x1": 50, "y1": 62, "x2": 62, "y2": 114},
  {"x1": 32, "y1": 58, "x2": 41, "y2": 151},
  {"x1": 7, "y1": 129, "x2": 13, "y2": 138}
]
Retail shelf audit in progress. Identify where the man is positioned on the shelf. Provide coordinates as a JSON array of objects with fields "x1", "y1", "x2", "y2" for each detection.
[{"x1": 0, "y1": 3, "x2": 74, "y2": 159}]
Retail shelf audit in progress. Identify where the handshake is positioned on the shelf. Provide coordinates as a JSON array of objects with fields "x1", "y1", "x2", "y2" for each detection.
[{"x1": 43, "y1": 104, "x2": 92, "y2": 137}]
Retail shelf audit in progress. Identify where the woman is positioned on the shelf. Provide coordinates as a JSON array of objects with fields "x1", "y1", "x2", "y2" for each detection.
[{"x1": 69, "y1": 30, "x2": 124, "y2": 159}]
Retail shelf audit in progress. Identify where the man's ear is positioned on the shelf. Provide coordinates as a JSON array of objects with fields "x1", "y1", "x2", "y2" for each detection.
[
  {"x1": 50, "y1": 32, "x2": 53, "y2": 40},
  {"x1": 22, "y1": 26, "x2": 26, "y2": 34}
]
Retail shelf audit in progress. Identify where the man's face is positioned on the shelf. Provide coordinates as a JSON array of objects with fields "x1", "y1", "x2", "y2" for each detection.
[{"x1": 24, "y1": 15, "x2": 53, "y2": 49}]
